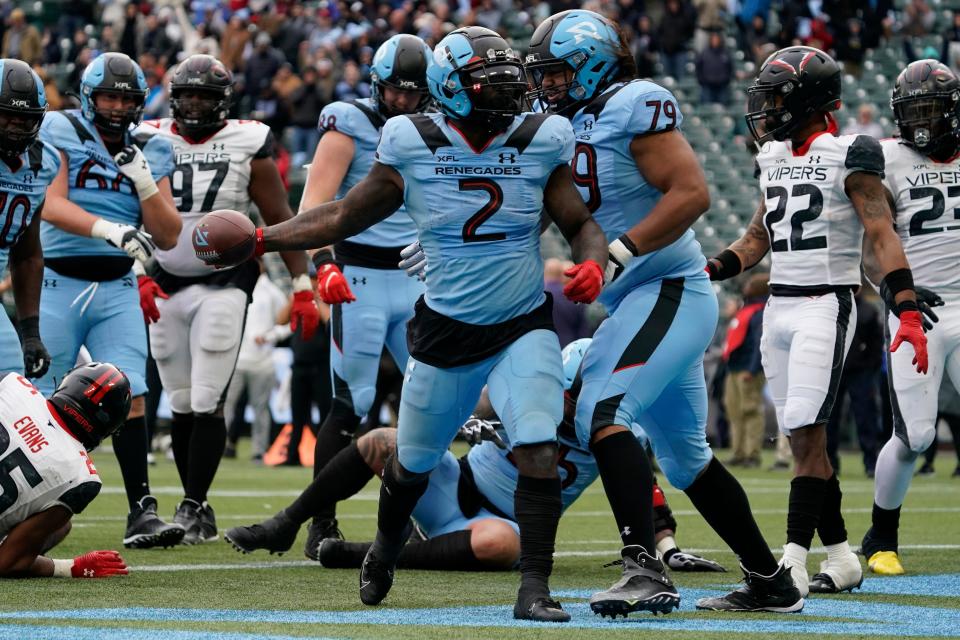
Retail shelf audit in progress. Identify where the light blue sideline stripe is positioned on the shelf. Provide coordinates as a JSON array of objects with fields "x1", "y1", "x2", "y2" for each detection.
[{"x1": 0, "y1": 624, "x2": 340, "y2": 640}]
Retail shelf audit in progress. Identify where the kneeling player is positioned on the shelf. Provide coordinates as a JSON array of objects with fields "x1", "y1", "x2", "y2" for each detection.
[{"x1": 0, "y1": 363, "x2": 131, "y2": 579}]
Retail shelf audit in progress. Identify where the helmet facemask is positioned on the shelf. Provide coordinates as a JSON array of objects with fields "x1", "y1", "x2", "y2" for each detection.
[
  {"x1": 171, "y1": 87, "x2": 229, "y2": 138},
  {"x1": 745, "y1": 85, "x2": 799, "y2": 145},
  {"x1": 0, "y1": 105, "x2": 43, "y2": 160},
  {"x1": 374, "y1": 79, "x2": 431, "y2": 118},
  {"x1": 89, "y1": 88, "x2": 145, "y2": 134},
  {"x1": 458, "y1": 59, "x2": 529, "y2": 132},
  {"x1": 894, "y1": 92, "x2": 960, "y2": 160},
  {"x1": 526, "y1": 57, "x2": 584, "y2": 115}
]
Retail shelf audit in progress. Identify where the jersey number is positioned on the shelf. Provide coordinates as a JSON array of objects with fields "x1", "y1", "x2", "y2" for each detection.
[
  {"x1": 460, "y1": 178, "x2": 506, "y2": 243},
  {"x1": 907, "y1": 186, "x2": 960, "y2": 236},
  {"x1": 0, "y1": 193, "x2": 33, "y2": 249},
  {"x1": 0, "y1": 424, "x2": 42, "y2": 515},
  {"x1": 765, "y1": 184, "x2": 826, "y2": 252},
  {"x1": 172, "y1": 161, "x2": 229, "y2": 212},
  {"x1": 572, "y1": 143, "x2": 601, "y2": 213}
]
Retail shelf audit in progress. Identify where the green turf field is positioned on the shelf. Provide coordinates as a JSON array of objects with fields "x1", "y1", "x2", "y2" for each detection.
[{"x1": 2, "y1": 444, "x2": 959, "y2": 640}]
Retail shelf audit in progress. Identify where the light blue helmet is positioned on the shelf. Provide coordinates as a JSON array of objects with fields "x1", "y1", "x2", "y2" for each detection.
[
  {"x1": 526, "y1": 10, "x2": 623, "y2": 115},
  {"x1": 79, "y1": 52, "x2": 147, "y2": 132},
  {"x1": 427, "y1": 26, "x2": 527, "y2": 130},
  {"x1": 561, "y1": 338, "x2": 592, "y2": 391},
  {"x1": 370, "y1": 34, "x2": 432, "y2": 117}
]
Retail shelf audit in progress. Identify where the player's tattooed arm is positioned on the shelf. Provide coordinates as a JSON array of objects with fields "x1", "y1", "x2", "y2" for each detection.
[
  {"x1": 249, "y1": 157, "x2": 308, "y2": 277},
  {"x1": 543, "y1": 164, "x2": 608, "y2": 268},
  {"x1": 860, "y1": 187, "x2": 898, "y2": 288},
  {"x1": 356, "y1": 427, "x2": 398, "y2": 476},
  {"x1": 8, "y1": 203, "x2": 43, "y2": 321},
  {"x1": 261, "y1": 162, "x2": 404, "y2": 252},
  {"x1": 727, "y1": 199, "x2": 771, "y2": 269}
]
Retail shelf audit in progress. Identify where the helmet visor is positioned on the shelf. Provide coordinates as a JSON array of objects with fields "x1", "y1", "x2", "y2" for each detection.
[
  {"x1": 894, "y1": 96, "x2": 951, "y2": 124},
  {"x1": 745, "y1": 87, "x2": 789, "y2": 143},
  {"x1": 461, "y1": 61, "x2": 528, "y2": 115},
  {"x1": 525, "y1": 60, "x2": 575, "y2": 111}
]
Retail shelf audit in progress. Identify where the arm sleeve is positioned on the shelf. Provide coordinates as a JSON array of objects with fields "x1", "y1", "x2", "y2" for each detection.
[{"x1": 625, "y1": 87, "x2": 684, "y2": 135}]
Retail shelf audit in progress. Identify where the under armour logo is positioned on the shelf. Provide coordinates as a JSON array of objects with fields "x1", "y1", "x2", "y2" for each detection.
[
  {"x1": 583, "y1": 120, "x2": 593, "y2": 131},
  {"x1": 42, "y1": 279, "x2": 56, "y2": 288},
  {"x1": 22, "y1": 173, "x2": 33, "y2": 184},
  {"x1": 566, "y1": 20, "x2": 603, "y2": 44},
  {"x1": 808, "y1": 155, "x2": 821, "y2": 164},
  {"x1": 352, "y1": 277, "x2": 366, "y2": 286},
  {"x1": 620, "y1": 526, "x2": 631, "y2": 538},
  {"x1": 498, "y1": 152, "x2": 517, "y2": 164},
  {"x1": 84, "y1": 568, "x2": 94, "y2": 577},
  {"x1": 211, "y1": 143, "x2": 225, "y2": 151}
]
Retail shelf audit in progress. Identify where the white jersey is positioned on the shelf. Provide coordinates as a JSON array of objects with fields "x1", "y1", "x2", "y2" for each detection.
[
  {"x1": 134, "y1": 119, "x2": 274, "y2": 277},
  {"x1": 755, "y1": 130, "x2": 884, "y2": 289},
  {"x1": 882, "y1": 138, "x2": 960, "y2": 293},
  {"x1": 0, "y1": 374, "x2": 101, "y2": 538}
]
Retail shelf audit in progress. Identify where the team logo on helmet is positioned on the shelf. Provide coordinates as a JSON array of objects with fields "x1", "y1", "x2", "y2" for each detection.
[{"x1": 566, "y1": 21, "x2": 603, "y2": 44}]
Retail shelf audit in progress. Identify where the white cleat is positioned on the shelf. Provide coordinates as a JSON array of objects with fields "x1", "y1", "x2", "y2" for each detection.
[{"x1": 809, "y1": 551, "x2": 863, "y2": 593}]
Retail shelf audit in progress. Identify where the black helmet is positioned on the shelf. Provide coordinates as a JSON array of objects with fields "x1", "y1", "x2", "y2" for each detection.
[
  {"x1": 49, "y1": 363, "x2": 131, "y2": 451},
  {"x1": 0, "y1": 59, "x2": 46, "y2": 161},
  {"x1": 170, "y1": 54, "x2": 234, "y2": 138},
  {"x1": 745, "y1": 46, "x2": 841, "y2": 145},
  {"x1": 370, "y1": 34, "x2": 431, "y2": 118},
  {"x1": 79, "y1": 52, "x2": 148, "y2": 133},
  {"x1": 892, "y1": 59, "x2": 960, "y2": 160}
]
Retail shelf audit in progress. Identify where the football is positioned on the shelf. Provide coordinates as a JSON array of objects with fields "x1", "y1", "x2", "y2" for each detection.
[{"x1": 193, "y1": 209, "x2": 257, "y2": 267}]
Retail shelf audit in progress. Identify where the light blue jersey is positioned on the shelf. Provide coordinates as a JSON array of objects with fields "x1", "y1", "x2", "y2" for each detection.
[
  {"x1": 318, "y1": 98, "x2": 416, "y2": 248},
  {"x1": 0, "y1": 141, "x2": 59, "y2": 273},
  {"x1": 569, "y1": 80, "x2": 706, "y2": 311},
  {"x1": 38, "y1": 110, "x2": 174, "y2": 258},
  {"x1": 376, "y1": 111, "x2": 574, "y2": 324}
]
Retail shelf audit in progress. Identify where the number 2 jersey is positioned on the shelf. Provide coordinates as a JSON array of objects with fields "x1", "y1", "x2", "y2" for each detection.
[
  {"x1": 0, "y1": 374, "x2": 100, "y2": 538},
  {"x1": 0, "y1": 141, "x2": 60, "y2": 274},
  {"x1": 755, "y1": 125, "x2": 884, "y2": 289}
]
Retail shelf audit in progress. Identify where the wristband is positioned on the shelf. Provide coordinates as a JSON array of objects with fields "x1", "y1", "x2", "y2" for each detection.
[
  {"x1": 52, "y1": 558, "x2": 73, "y2": 578},
  {"x1": 881, "y1": 268, "x2": 915, "y2": 298},
  {"x1": 18, "y1": 316, "x2": 40, "y2": 341},
  {"x1": 616, "y1": 233, "x2": 639, "y2": 256},
  {"x1": 134, "y1": 181, "x2": 159, "y2": 202},
  {"x1": 292, "y1": 274, "x2": 312, "y2": 293},
  {"x1": 254, "y1": 228, "x2": 265, "y2": 257},
  {"x1": 895, "y1": 300, "x2": 919, "y2": 315},
  {"x1": 311, "y1": 249, "x2": 335, "y2": 269},
  {"x1": 706, "y1": 249, "x2": 742, "y2": 281}
]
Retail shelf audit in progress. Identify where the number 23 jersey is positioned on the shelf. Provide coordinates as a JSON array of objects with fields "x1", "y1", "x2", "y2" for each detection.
[{"x1": 756, "y1": 130, "x2": 884, "y2": 288}]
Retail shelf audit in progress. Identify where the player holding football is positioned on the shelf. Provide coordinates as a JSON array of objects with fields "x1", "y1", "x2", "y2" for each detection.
[
  {"x1": 526, "y1": 10, "x2": 798, "y2": 615},
  {"x1": 295, "y1": 34, "x2": 430, "y2": 556},
  {"x1": 706, "y1": 47, "x2": 928, "y2": 598},
  {"x1": 37, "y1": 52, "x2": 184, "y2": 549},
  {"x1": 133, "y1": 54, "x2": 317, "y2": 544},
  {"x1": 861, "y1": 59, "x2": 960, "y2": 576},
  {"x1": 0, "y1": 363, "x2": 131, "y2": 580},
  {"x1": 197, "y1": 26, "x2": 607, "y2": 622}
]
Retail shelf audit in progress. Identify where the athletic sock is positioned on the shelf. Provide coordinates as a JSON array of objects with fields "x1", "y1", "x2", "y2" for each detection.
[
  {"x1": 514, "y1": 475, "x2": 561, "y2": 600},
  {"x1": 376, "y1": 457, "x2": 429, "y2": 544},
  {"x1": 285, "y1": 442, "x2": 374, "y2": 524},
  {"x1": 112, "y1": 416, "x2": 150, "y2": 510},
  {"x1": 397, "y1": 531, "x2": 488, "y2": 570},
  {"x1": 874, "y1": 436, "x2": 917, "y2": 510},
  {"x1": 591, "y1": 430, "x2": 655, "y2": 553},
  {"x1": 684, "y1": 457, "x2": 778, "y2": 574},
  {"x1": 184, "y1": 413, "x2": 227, "y2": 503},
  {"x1": 170, "y1": 412, "x2": 193, "y2": 489},
  {"x1": 817, "y1": 473, "x2": 848, "y2": 546},
  {"x1": 319, "y1": 540, "x2": 370, "y2": 568},
  {"x1": 312, "y1": 403, "x2": 361, "y2": 521},
  {"x1": 871, "y1": 502, "x2": 901, "y2": 546},
  {"x1": 787, "y1": 476, "x2": 827, "y2": 550}
]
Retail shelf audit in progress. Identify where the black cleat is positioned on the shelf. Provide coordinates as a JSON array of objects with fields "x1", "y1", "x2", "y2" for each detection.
[
  {"x1": 695, "y1": 563, "x2": 804, "y2": 612},
  {"x1": 514, "y1": 595, "x2": 571, "y2": 623},
  {"x1": 304, "y1": 517, "x2": 343, "y2": 561},
  {"x1": 185, "y1": 501, "x2": 219, "y2": 544},
  {"x1": 589, "y1": 545, "x2": 680, "y2": 618},
  {"x1": 225, "y1": 511, "x2": 299, "y2": 555},
  {"x1": 359, "y1": 524, "x2": 412, "y2": 606},
  {"x1": 123, "y1": 496, "x2": 185, "y2": 549}
]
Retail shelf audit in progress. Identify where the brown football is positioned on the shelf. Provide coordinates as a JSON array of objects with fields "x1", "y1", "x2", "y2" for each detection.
[{"x1": 193, "y1": 210, "x2": 257, "y2": 267}]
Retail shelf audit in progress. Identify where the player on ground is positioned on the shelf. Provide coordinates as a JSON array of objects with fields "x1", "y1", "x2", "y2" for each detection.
[
  {"x1": 295, "y1": 34, "x2": 430, "y2": 557},
  {"x1": 861, "y1": 59, "x2": 960, "y2": 575},
  {"x1": 134, "y1": 54, "x2": 317, "y2": 544},
  {"x1": 37, "y1": 52, "x2": 185, "y2": 548},
  {"x1": 526, "y1": 10, "x2": 798, "y2": 616},
  {"x1": 705, "y1": 46, "x2": 928, "y2": 598},
  {"x1": 197, "y1": 26, "x2": 607, "y2": 622},
  {"x1": 0, "y1": 60, "x2": 58, "y2": 381},
  {"x1": 0, "y1": 363, "x2": 130, "y2": 579}
]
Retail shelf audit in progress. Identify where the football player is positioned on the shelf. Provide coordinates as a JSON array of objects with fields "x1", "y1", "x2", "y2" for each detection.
[
  {"x1": 198, "y1": 26, "x2": 607, "y2": 623},
  {"x1": 295, "y1": 34, "x2": 431, "y2": 556},
  {"x1": 0, "y1": 61, "x2": 58, "y2": 381},
  {"x1": 133, "y1": 54, "x2": 317, "y2": 545},
  {"x1": 706, "y1": 47, "x2": 928, "y2": 599},
  {"x1": 526, "y1": 10, "x2": 798, "y2": 616},
  {"x1": 0, "y1": 363, "x2": 131, "y2": 579},
  {"x1": 861, "y1": 59, "x2": 960, "y2": 576},
  {"x1": 37, "y1": 52, "x2": 185, "y2": 549}
]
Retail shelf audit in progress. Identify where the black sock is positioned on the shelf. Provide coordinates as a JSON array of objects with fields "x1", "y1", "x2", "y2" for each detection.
[
  {"x1": 112, "y1": 416, "x2": 150, "y2": 510},
  {"x1": 312, "y1": 403, "x2": 361, "y2": 520},
  {"x1": 285, "y1": 442, "x2": 374, "y2": 524},
  {"x1": 652, "y1": 479, "x2": 677, "y2": 536},
  {"x1": 787, "y1": 476, "x2": 827, "y2": 549},
  {"x1": 817, "y1": 473, "x2": 848, "y2": 546},
  {"x1": 319, "y1": 540, "x2": 371, "y2": 568},
  {"x1": 514, "y1": 475, "x2": 561, "y2": 599},
  {"x1": 591, "y1": 430, "x2": 655, "y2": 552},
  {"x1": 376, "y1": 457, "x2": 428, "y2": 545},
  {"x1": 170, "y1": 412, "x2": 193, "y2": 489},
  {"x1": 871, "y1": 503, "x2": 901, "y2": 543},
  {"x1": 185, "y1": 413, "x2": 227, "y2": 503},
  {"x1": 685, "y1": 457, "x2": 778, "y2": 574},
  {"x1": 397, "y1": 531, "x2": 491, "y2": 570}
]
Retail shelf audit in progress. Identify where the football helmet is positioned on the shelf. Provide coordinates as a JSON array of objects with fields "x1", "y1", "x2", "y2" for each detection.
[
  {"x1": 892, "y1": 59, "x2": 960, "y2": 160},
  {"x1": 49, "y1": 362, "x2": 132, "y2": 451},
  {"x1": 745, "y1": 46, "x2": 841, "y2": 145},
  {"x1": 370, "y1": 34, "x2": 431, "y2": 118},
  {"x1": 170, "y1": 54, "x2": 234, "y2": 138},
  {"x1": 79, "y1": 52, "x2": 147, "y2": 132},
  {"x1": 0, "y1": 59, "x2": 45, "y2": 160},
  {"x1": 561, "y1": 337, "x2": 592, "y2": 391}
]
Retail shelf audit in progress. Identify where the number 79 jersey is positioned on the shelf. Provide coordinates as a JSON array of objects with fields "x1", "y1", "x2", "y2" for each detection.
[{"x1": 755, "y1": 131, "x2": 884, "y2": 288}]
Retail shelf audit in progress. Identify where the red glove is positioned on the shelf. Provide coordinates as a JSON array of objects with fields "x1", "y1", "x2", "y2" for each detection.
[
  {"x1": 890, "y1": 309, "x2": 929, "y2": 374},
  {"x1": 290, "y1": 290, "x2": 320, "y2": 341},
  {"x1": 137, "y1": 275, "x2": 168, "y2": 324},
  {"x1": 563, "y1": 260, "x2": 604, "y2": 304},
  {"x1": 71, "y1": 550, "x2": 128, "y2": 578},
  {"x1": 316, "y1": 263, "x2": 356, "y2": 304}
]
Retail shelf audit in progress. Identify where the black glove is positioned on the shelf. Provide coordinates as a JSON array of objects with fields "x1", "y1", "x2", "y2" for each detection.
[
  {"x1": 18, "y1": 316, "x2": 50, "y2": 378},
  {"x1": 663, "y1": 547, "x2": 726, "y2": 572},
  {"x1": 880, "y1": 281, "x2": 943, "y2": 331}
]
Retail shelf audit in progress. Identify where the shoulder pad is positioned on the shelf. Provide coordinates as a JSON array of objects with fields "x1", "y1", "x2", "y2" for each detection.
[
  {"x1": 141, "y1": 135, "x2": 175, "y2": 180},
  {"x1": 57, "y1": 480, "x2": 102, "y2": 515},
  {"x1": 620, "y1": 82, "x2": 683, "y2": 135},
  {"x1": 845, "y1": 134, "x2": 885, "y2": 177},
  {"x1": 319, "y1": 100, "x2": 373, "y2": 138}
]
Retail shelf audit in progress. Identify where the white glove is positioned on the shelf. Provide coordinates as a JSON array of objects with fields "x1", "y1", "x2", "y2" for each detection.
[
  {"x1": 459, "y1": 416, "x2": 507, "y2": 449},
  {"x1": 604, "y1": 235, "x2": 638, "y2": 284},
  {"x1": 398, "y1": 240, "x2": 426, "y2": 281},
  {"x1": 114, "y1": 145, "x2": 159, "y2": 201},
  {"x1": 91, "y1": 219, "x2": 156, "y2": 262}
]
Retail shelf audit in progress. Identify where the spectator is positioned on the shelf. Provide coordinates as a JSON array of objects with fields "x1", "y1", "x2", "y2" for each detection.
[
  {"x1": 142, "y1": 12, "x2": 179, "y2": 67},
  {"x1": 842, "y1": 104, "x2": 885, "y2": 139},
  {"x1": 273, "y1": 62, "x2": 302, "y2": 102},
  {"x1": 119, "y1": 2, "x2": 142, "y2": 60},
  {"x1": 942, "y1": 11, "x2": 960, "y2": 77},
  {"x1": 632, "y1": 14, "x2": 659, "y2": 79},
  {"x1": 737, "y1": 0, "x2": 772, "y2": 49},
  {"x1": 251, "y1": 84, "x2": 289, "y2": 139},
  {"x1": 288, "y1": 65, "x2": 331, "y2": 168},
  {"x1": 746, "y1": 14, "x2": 774, "y2": 66},
  {"x1": 142, "y1": 70, "x2": 168, "y2": 120},
  {"x1": 245, "y1": 32, "x2": 286, "y2": 101},
  {"x1": 334, "y1": 61, "x2": 371, "y2": 101},
  {"x1": 37, "y1": 68, "x2": 63, "y2": 111},
  {"x1": 696, "y1": 31, "x2": 734, "y2": 104},
  {"x1": 3, "y1": 9, "x2": 42, "y2": 65},
  {"x1": 657, "y1": 0, "x2": 695, "y2": 79},
  {"x1": 834, "y1": 18, "x2": 867, "y2": 77},
  {"x1": 543, "y1": 258, "x2": 590, "y2": 347},
  {"x1": 220, "y1": 11, "x2": 252, "y2": 72},
  {"x1": 693, "y1": 0, "x2": 728, "y2": 52},
  {"x1": 901, "y1": 0, "x2": 935, "y2": 38}
]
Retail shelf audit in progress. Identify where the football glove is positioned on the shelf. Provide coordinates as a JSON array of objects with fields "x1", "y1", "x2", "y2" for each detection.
[
  {"x1": 398, "y1": 240, "x2": 427, "y2": 280},
  {"x1": 880, "y1": 281, "x2": 943, "y2": 332},
  {"x1": 459, "y1": 416, "x2": 507, "y2": 449},
  {"x1": 890, "y1": 304, "x2": 929, "y2": 374},
  {"x1": 70, "y1": 550, "x2": 128, "y2": 578},
  {"x1": 290, "y1": 274, "x2": 321, "y2": 341},
  {"x1": 563, "y1": 260, "x2": 604, "y2": 304},
  {"x1": 137, "y1": 275, "x2": 168, "y2": 324},
  {"x1": 604, "y1": 235, "x2": 638, "y2": 284},
  {"x1": 662, "y1": 547, "x2": 726, "y2": 573},
  {"x1": 114, "y1": 145, "x2": 159, "y2": 201},
  {"x1": 91, "y1": 219, "x2": 156, "y2": 262},
  {"x1": 17, "y1": 316, "x2": 49, "y2": 378}
]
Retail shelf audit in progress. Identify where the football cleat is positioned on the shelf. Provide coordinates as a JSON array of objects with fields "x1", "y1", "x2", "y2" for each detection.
[
  {"x1": 867, "y1": 550, "x2": 904, "y2": 576},
  {"x1": 513, "y1": 595, "x2": 571, "y2": 623},
  {"x1": 695, "y1": 563, "x2": 804, "y2": 612},
  {"x1": 224, "y1": 511, "x2": 298, "y2": 555},
  {"x1": 304, "y1": 517, "x2": 343, "y2": 561},
  {"x1": 589, "y1": 545, "x2": 680, "y2": 618},
  {"x1": 123, "y1": 495, "x2": 185, "y2": 549},
  {"x1": 359, "y1": 523, "x2": 413, "y2": 606},
  {"x1": 191, "y1": 501, "x2": 219, "y2": 544},
  {"x1": 779, "y1": 549, "x2": 810, "y2": 597},
  {"x1": 809, "y1": 551, "x2": 863, "y2": 593}
]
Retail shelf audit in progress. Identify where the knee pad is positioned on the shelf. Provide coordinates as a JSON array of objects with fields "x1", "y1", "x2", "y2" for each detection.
[
  {"x1": 386, "y1": 454, "x2": 430, "y2": 487},
  {"x1": 657, "y1": 442, "x2": 712, "y2": 491},
  {"x1": 396, "y1": 442, "x2": 446, "y2": 475},
  {"x1": 167, "y1": 387, "x2": 192, "y2": 415},
  {"x1": 512, "y1": 441, "x2": 559, "y2": 477},
  {"x1": 902, "y1": 420, "x2": 936, "y2": 455},
  {"x1": 191, "y1": 385, "x2": 226, "y2": 415},
  {"x1": 783, "y1": 398, "x2": 824, "y2": 431}
]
